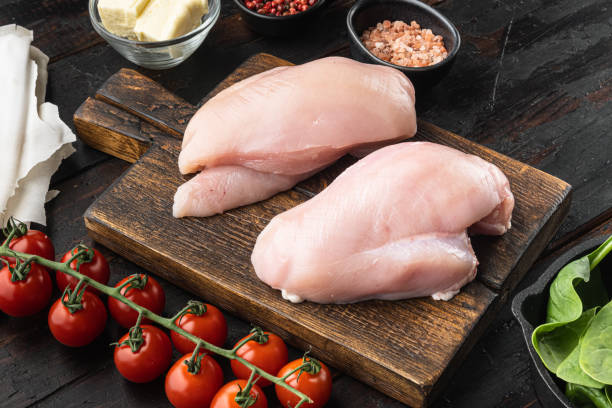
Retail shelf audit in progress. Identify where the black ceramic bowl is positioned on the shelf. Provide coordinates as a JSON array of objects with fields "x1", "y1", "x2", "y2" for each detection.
[
  {"x1": 512, "y1": 236, "x2": 612, "y2": 407},
  {"x1": 233, "y1": 0, "x2": 327, "y2": 36},
  {"x1": 346, "y1": 0, "x2": 460, "y2": 89}
]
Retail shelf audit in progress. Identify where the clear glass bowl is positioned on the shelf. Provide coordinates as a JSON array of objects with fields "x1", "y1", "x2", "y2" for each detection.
[{"x1": 89, "y1": 0, "x2": 220, "y2": 69}]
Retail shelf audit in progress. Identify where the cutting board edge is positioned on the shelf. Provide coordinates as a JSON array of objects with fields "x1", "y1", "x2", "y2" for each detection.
[{"x1": 424, "y1": 288, "x2": 502, "y2": 406}]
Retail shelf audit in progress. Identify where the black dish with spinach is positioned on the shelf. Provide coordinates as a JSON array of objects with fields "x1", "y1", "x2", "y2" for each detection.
[{"x1": 513, "y1": 235, "x2": 612, "y2": 408}]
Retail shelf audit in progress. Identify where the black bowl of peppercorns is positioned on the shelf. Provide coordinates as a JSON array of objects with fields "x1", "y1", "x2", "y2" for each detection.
[{"x1": 233, "y1": 0, "x2": 327, "y2": 36}]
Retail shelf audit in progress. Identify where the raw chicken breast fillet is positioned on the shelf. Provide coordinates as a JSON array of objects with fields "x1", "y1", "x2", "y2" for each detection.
[
  {"x1": 173, "y1": 57, "x2": 416, "y2": 218},
  {"x1": 252, "y1": 142, "x2": 515, "y2": 304},
  {"x1": 173, "y1": 166, "x2": 308, "y2": 218}
]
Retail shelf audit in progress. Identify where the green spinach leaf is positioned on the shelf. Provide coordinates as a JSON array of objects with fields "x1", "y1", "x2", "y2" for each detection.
[
  {"x1": 532, "y1": 236, "x2": 612, "y2": 374},
  {"x1": 580, "y1": 301, "x2": 612, "y2": 385},
  {"x1": 544, "y1": 255, "x2": 591, "y2": 324},
  {"x1": 534, "y1": 306, "x2": 600, "y2": 375},
  {"x1": 566, "y1": 383, "x2": 612, "y2": 408},
  {"x1": 606, "y1": 385, "x2": 611, "y2": 404},
  {"x1": 557, "y1": 308, "x2": 604, "y2": 388}
]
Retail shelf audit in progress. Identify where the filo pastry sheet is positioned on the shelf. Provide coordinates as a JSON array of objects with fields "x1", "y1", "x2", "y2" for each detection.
[{"x1": 0, "y1": 25, "x2": 76, "y2": 227}]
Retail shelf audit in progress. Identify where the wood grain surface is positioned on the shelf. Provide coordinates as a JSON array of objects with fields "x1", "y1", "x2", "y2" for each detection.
[
  {"x1": 74, "y1": 54, "x2": 571, "y2": 407},
  {"x1": 96, "y1": 70, "x2": 195, "y2": 138},
  {"x1": 0, "y1": 0, "x2": 610, "y2": 406}
]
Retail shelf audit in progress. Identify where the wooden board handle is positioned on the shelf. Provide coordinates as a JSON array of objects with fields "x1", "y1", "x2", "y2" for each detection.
[
  {"x1": 96, "y1": 68, "x2": 196, "y2": 138},
  {"x1": 74, "y1": 58, "x2": 294, "y2": 162},
  {"x1": 74, "y1": 97, "x2": 173, "y2": 163}
]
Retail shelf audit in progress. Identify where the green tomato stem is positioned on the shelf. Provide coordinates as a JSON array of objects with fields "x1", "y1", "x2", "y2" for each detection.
[
  {"x1": 10, "y1": 258, "x2": 33, "y2": 282},
  {"x1": 236, "y1": 369, "x2": 259, "y2": 408},
  {"x1": 171, "y1": 300, "x2": 207, "y2": 324},
  {"x1": 2, "y1": 230, "x2": 17, "y2": 249},
  {"x1": 0, "y1": 244, "x2": 312, "y2": 406},
  {"x1": 2, "y1": 218, "x2": 27, "y2": 247},
  {"x1": 232, "y1": 331, "x2": 260, "y2": 353}
]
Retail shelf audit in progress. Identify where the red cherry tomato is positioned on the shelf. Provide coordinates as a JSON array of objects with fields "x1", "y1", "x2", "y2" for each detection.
[
  {"x1": 165, "y1": 352, "x2": 224, "y2": 408},
  {"x1": 275, "y1": 357, "x2": 332, "y2": 408},
  {"x1": 231, "y1": 330, "x2": 288, "y2": 387},
  {"x1": 210, "y1": 379, "x2": 268, "y2": 408},
  {"x1": 48, "y1": 291, "x2": 108, "y2": 347},
  {"x1": 171, "y1": 303, "x2": 228, "y2": 353},
  {"x1": 56, "y1": 248, "x2": 110, "y2": 294},
  {"x1": 3, "y1": 230, "x2": 54, "y2": 266},
  {"x1": 114, "y1": 324, "x2": 172, "y2": 383},
  {"x1": 108, "y1": 274, "x2": 165, "y2": 328},
  {"x1": 0, "y1": 263, "x2": 52, "y2": 317}
]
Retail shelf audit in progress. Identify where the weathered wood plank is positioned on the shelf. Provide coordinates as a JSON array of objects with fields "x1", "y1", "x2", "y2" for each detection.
[
  {"x1": 74, "y1": 98, "x2": 153, "y2": 163},
  {"x1": 32, "y1": 0, "x2": 609, "y2": 240},
  {"x1": 0, "y1": 0, "x2": 608, "y2": 406},
  {"x1": 412, "y1": 0, "x2": 612, "y2": 242},
  {"x1": 96, "y1": 69, "x2": 195, "y2": 138},
  {"x1": 0, "y1": 0, "x2": 102, "y2": 62}
]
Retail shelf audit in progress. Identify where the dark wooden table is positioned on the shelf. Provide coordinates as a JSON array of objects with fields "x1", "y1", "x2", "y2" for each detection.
[{"x1": 1, "y1": 0, "x2": 611, "y2": 407}]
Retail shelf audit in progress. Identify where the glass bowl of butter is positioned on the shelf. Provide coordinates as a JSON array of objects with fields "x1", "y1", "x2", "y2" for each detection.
[{"x1": 89, "y1": 0, "x2": 220, "y2": 69}]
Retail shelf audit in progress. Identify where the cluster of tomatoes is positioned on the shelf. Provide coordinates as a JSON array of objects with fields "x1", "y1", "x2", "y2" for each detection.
[{"x1": 0, "y1": 228, "x2": 332, "y2": 408}]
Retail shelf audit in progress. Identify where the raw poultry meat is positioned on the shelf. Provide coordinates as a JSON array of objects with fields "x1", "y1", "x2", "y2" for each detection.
[
  {"x1": 252, "y1": 142, "x2": 514, "y2": 304},
  {"x1": 173, "y1": 57, "x2": 416, "y2": 218},
  {"x1": 173, "y1": 166, "x2": 308, "y2": 218}
]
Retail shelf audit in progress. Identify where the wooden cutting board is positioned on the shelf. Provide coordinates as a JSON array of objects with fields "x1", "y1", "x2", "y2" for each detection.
[{"x1": 73, "y1": 53, "x2": 571, "y2": 407}]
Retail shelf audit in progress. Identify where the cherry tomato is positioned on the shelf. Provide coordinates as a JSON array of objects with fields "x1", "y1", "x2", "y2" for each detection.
[
  {"x1": 108, "y1": 274, "x2": 165, "y2": 328},
  {"x1": 210, "y1": 379, "x2": 268, "y2": 408},
  {"x1": 231, "y1": 330, "x2": 288, "y2": 387},
  {"x1": 165, "y1": 352, "x2": 224, "y2": 408},
  {"x1": 3, "y1": 230, "x2": 54, "y2": 266},
  {"x1": 171, "y1": 303, "x2": 227, "y2": 353},
  {"x1": 48, "y1": 291, "x2": 108, "y2": 347},
  {"x1": 114, "y1": 324, "x2": 172, "y2": 383},
  {"x1": 0, "y1": 263, "x2": 52, "y2": 317},
  {"x1": 275, "y1": 357, "x2": 332, "y2": 408},
  {"x1": 56, "y1": 248, "x2": 110, "y2": 294}
]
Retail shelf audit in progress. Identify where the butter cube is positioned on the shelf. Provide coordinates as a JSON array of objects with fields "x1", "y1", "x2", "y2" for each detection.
[
  {"x1": 134, "y1": 0, "x2": 208, "y2": 42},
  {"x1": 97, "y1": 0, "x2": 151, "y2": 40}
]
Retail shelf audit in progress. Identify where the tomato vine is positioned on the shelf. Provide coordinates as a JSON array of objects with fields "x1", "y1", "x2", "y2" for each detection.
[{"x1": 0, "y1": 219, "x2": 313, "y2": 408}]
